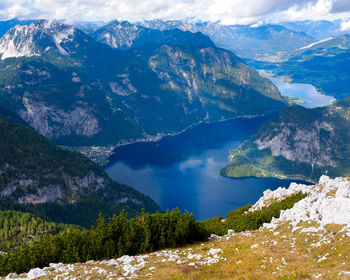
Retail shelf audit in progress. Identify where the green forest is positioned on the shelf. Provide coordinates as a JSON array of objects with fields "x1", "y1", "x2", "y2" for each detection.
[{"x1": 0, "y1": 210, "x2": 80, "y2": 251}]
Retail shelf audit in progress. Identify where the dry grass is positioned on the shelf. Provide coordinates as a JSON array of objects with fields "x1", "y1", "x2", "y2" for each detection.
[
  {"x1": 4, "y1": 223, "x2": 350, "y2": 280},
  {"x1": 326, "y1": 190, "x2": 336, "y2": 197},
  {"x1": 147, "y1": 224, "x2": 350, "y2": 280}
]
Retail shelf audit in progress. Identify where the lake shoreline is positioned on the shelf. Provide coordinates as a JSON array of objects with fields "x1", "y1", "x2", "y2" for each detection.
[
  {"x1": 75, "y1": 113, "x2": 276, "y2": 166},
  {"x1": 105, "y1": 116, "x2": 307, "y2": 220}
]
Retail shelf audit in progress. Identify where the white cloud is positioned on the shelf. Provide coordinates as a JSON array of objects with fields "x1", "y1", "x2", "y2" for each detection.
[
  {"x1": 0, "y1": 0, "x2": 349, "y2": 24},
  {"x1": 341, "y1": 19, "x2": 350, "y2": 30}
]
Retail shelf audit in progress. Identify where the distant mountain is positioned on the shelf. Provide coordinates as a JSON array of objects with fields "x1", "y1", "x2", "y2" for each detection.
[
  {"x1": 280, "y1": 19, "x2": 347, "y2": 40},
  {"x1": 296, "y1": 34, "x2": 350, "y2": 51},
  {"x1": 73, "y1": 20, "x2": 105, "y2": 34},
  {"x1": 251, "y1": 34, "x2": 350, "y2": 100},
  {"x1": 0, "y1": 20, "x2": 285, "y2": 153},
  {"x1": 141, "y1": 19, "x2": 198, "y2": 32},
  {"x1": 0, "y1": 111, "x2": 160, "y2": 227},
  {"x1": 91, "y1": 20, "x2": 214, "y2": 49},
  {"x1": 140, "y1": 19, "x2": 315, "y2": 60},
  {"x1": 220, "y1": 97, "x2": 350, "y2": 182}
]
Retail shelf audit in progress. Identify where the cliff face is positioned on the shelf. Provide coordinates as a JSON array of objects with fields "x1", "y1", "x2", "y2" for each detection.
[
  {"x1": 0, "y1": 21, "x2": 285, "y2": 150},
  {"x1": 254, "y1": 106, "x2": 337, "y2": 168},
  {"x1": 221, "y1": 98, "x2": 350, "y2": 182}
]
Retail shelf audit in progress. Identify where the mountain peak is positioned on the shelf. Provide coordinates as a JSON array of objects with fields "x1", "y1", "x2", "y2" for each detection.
[
  {"x1": 0, "y1": 20, "x2": 76, "y2": 60},
  {"x1": 92, "y1": 20, "x2": 215, "y2": 50},
  {"x1": 0, "y1": 23, "x2": 39, "y2": 59}
]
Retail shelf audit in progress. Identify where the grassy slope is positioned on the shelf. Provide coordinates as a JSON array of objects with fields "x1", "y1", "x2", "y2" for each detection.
[{"x1": 0, "y1": 193, "x2": 306, "y2": 276}]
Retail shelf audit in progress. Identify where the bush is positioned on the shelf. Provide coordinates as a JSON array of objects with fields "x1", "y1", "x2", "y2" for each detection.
[{"x1": 200, "y1": 192, "x2": 306, "y2": 235}]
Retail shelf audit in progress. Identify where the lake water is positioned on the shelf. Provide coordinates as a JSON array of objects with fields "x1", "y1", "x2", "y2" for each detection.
[
  {"x1": 105, "y1": 116, "x2": 309, "y2": 220},
  {"x1": 271, "y1": 78, "x2": 336, "y2": 108}
]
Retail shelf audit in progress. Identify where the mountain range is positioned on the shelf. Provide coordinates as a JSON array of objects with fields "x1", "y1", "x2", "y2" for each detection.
[
  {"x1": 280, "y1": 19, "x2": 347, "y2": 40},
  {"x1": 0, "y1": 20, "x2": 285, "y2": 157},
  {"x1": 2, "y1": 18, "x2": 349, "y2": 61},
  {"x1": 140, "y1": 19, "x2": 316, "y2": 60}
]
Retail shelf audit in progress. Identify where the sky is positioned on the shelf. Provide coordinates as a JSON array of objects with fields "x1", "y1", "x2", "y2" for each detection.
[{"x1": 0, "y1": 0, "x2": 349, "y2": 25}]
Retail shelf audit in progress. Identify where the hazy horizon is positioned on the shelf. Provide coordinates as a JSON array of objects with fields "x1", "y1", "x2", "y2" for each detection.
[{"x1": 0, "y1": 0, "x2": 350, "y2": 27}]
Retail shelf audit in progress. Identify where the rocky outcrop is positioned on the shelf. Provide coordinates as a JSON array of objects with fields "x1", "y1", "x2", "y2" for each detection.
[
  {"x1": 0, "y1": 21, "x2": 75, "y2": 59},
  {"x1": 256, "y1": 175, "x2": 350, "y2": 231},
  {"x1": 19, "y1": 98, "x2": 99, "y2": 138}
]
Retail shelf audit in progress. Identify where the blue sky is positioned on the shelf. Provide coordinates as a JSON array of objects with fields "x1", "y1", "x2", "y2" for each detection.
[{"x1": 0, "y1": 0, "x2": 349, "y2": 24}]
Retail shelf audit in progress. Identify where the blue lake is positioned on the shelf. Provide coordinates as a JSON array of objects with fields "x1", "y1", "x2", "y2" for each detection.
[
  {"x1": 271, "y1": 78, "x2": 335, "y2": 108},
  {"x1": 105, "y1": 116, "x2": 309, "y2": 220}
]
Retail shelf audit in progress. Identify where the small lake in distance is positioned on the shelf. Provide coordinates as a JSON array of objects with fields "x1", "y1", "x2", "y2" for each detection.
[
  {"x1": 271, "y1": 78, "x2": 336, "y2": 108},
  {"x1": 105, "y1": 115, "x2": 310, "y2": 220}
]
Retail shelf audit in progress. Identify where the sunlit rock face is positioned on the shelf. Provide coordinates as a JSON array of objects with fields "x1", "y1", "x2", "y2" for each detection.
[{"x1": 257, "y1": 176, "x2": 350, "y2": 231}]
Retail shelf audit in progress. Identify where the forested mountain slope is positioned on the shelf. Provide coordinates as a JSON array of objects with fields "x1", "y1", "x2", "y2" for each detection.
[{"x1": 0, "y1": 112, "x2": 159, "y2": 227}]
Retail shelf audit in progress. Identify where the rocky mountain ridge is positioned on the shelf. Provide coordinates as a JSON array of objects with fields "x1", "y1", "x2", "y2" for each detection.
[
  {"x1": 90, "y1": 20, "x2": 214, "y2": 50},
  {"x1": 0, "y1": 18, "x2": 37, "y2": 38},
  {"x1": 0, "y1": 21, "x2": 81, "y2": 59},
  {"x1": 0, "y1": 20, "x2": 285, "y2": 156}
]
